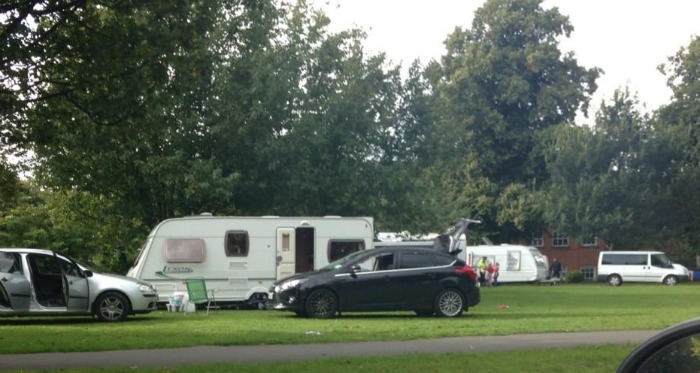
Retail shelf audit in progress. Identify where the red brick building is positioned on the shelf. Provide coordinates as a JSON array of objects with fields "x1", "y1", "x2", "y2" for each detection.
[{"x1": 526, "y1": 228, "x2": 606, "y2": 281}]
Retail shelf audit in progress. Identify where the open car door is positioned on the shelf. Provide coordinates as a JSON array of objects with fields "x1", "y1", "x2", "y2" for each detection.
[
  {"x1": 53, "y1": 252, "x2": 90, "y2": 312},
  {"x1": 0, "y1": 251, "x2": 31, "y2": 312}
]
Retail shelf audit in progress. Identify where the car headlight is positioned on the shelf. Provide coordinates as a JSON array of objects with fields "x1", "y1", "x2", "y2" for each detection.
[
  {"x1": 279, "y1": 279, "x2": 304, "y2": 292},
  {"x1": 137, "y1": 283, "x2": 155, "y2": 292}
]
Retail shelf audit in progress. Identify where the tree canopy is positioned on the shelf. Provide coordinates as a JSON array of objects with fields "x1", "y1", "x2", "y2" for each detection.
[{"x1": 2, "y1": 0, "x2": 700, "y2": 269}]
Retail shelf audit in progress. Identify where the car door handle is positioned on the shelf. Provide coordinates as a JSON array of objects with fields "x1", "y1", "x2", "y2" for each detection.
[{"x1": 1, "y1": 277, "x2": 6, "y2": 282}]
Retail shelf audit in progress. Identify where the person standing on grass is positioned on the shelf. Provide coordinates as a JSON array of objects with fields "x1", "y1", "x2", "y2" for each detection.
[
  {"x1": 493, "y1": 262, "x2": 500, "y2": 286},
  {"x1": 477, "y1": 256, "x2": 487, "y2": 286},
  {"x1": 486, "y1": 263, "x2": 495, "y2": 286},
  {"x1": 550, "y1": 258, "x2": 562, "y2": 280}
]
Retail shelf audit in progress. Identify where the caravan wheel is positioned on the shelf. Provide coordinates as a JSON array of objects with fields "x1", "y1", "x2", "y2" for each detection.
[{"x1": 249, "y1": 293, "x2": 269, "y2": 310}]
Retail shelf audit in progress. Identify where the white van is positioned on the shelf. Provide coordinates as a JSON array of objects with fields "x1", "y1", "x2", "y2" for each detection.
[
  {"x1": 597, "y1": 251, "x2": 690, "y2": 286},
  {"x1": 126, "y1": 215, "x2": 374, "y2": 308}
]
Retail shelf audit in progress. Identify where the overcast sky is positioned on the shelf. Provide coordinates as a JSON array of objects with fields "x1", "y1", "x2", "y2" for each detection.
[{"x1": 318, "y1": 0, "x2": 700, "y2": 123}]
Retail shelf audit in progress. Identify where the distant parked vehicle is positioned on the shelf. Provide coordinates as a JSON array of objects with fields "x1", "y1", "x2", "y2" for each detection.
[
  {"x1": 269, "y1": 245, "x2": 480, "y2": 318},
  {"x1": 597, "y1": 251, "x2": 690, "y2": 286},
  {"x1": 0, "y1": 248, "x2": 158, "y2": 322}
]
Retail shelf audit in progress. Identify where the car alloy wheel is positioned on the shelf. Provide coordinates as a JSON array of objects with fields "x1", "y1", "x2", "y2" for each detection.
[
  {"x1": 95, "y1": 292, "x2": 130, "y2": 322},
  {"x1": 305, "y1": 289, "x2": 338, "y2": 319},
  {"x1": 435, "y1": 288, "x2": 465, "y2": 318}
]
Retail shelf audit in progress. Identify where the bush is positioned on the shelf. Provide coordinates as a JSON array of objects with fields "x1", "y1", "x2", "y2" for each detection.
[{"x1": 566, "y1": 270, "x2": 584, "y2": 283}]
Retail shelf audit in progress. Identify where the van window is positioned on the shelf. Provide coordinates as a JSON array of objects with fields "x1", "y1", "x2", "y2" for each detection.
[
  {"x1": 651, "y1": 253, "x2": 673, "y2": 269},
  {"x1": 163, "y1": 239, "x2": 206, "y2": 263},
  {"x1": 225, "y1": 231, "x2": 249, "y2": 257},
  {"x1": 601, "y1": 253, "x2": 647, "y2": 265},
  {"x1": 328, "y1": 240, "x2": 365, "y2": 262}
]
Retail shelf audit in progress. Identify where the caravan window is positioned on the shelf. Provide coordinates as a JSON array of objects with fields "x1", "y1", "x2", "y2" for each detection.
[
  {"x1": 225, "y1": 231, "x2": 249, "y2": 257},
  {"x1": 328, "y1": 240, "x2": 365, "y2": 262},
  {"x1": 163, "y1": 239, "x2": 206, "y2": 263}
]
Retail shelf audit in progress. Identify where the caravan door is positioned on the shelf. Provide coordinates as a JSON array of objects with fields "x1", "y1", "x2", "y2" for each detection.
[{"x1": 276, "y1": 228, "x2": 296, "y2": 280}]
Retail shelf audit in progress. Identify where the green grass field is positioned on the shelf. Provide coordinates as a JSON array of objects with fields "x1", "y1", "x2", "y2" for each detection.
[{"x1": 1, "y1": 283, "x2": 697, "y2": 372}]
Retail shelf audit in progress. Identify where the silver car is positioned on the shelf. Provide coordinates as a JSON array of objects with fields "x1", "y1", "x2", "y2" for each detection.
[{"x1": 0, "y1": 248, "x2": 158, "y2": 322}]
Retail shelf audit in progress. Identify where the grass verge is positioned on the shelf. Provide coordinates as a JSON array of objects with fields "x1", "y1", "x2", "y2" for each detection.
[{"x1": 0, "y1": 283, "x2": 696, "y2": 355}]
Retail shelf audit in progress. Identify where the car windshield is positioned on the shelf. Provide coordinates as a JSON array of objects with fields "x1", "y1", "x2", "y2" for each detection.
[{"x1": 319, "y1": 250, "x2": 366, "y2": 271}]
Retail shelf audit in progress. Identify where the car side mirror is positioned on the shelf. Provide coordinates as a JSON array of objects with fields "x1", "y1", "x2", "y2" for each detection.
[
  {"x1": 349, "y1": 265, "x2": 361, "y2": 277},
  {"x1": 83, "y1": 270, "x2": 93, "y2": 278},
  {"x1": 617, "y1": 317, "x2": 700, "y2": 373}
]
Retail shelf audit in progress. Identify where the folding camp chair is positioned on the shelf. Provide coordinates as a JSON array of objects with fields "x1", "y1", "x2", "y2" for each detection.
[{"x1": 185, "y1": 278, "x2": 216, "y2": 314}]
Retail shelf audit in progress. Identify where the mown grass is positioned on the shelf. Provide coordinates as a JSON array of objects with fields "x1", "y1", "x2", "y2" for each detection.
[{"x1": 1, "y1": 283, "x2": 697, "y2": 355}]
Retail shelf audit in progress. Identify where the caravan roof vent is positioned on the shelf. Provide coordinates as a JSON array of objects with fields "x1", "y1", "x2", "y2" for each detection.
[{"x1": 199, "y1": 212, "x2": 213, "y2": 216}]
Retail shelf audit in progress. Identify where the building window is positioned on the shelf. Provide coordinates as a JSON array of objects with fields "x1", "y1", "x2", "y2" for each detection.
[
  {"x1": 580, "y1": 265, "x2": 595, "y2": 281},
  {"x1": 531, "y1": 235, "x2": 544, "y2": 247},
  {"x1": 225, "y1": 230, "x2": 249, "y2": 257},
  {"x1": 581, "y1": 236, "x2": 596, "y2": 247},
  {"x1": 552, "y1": 232, "x2": 569, "y2": 247}
]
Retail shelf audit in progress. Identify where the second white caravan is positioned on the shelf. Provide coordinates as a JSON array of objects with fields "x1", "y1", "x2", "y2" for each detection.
[
  {"x1": 374, "y1": 218, "x2": 549, "y2": 284},
  {"x1": 126, "y1": 215, "x2": 374, "y2": 308},
  {"x1": 463, "y1": 244, "x2": 549, "y2": 283}
]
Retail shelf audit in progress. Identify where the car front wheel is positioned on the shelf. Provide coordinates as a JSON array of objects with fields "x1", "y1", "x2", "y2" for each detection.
[
  {"x1": 94, "y1": 292, "x2": 130, "y2": 322},
  {"x1": 304, "y1": 289, "x2": 337, "y2": 319},
  {"x1": 434, "y1": 288, "x2": 465, "y2": 318}
]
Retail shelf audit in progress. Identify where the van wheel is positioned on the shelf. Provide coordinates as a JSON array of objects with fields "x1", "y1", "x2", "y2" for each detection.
[
  {"x1": 607, "y1": 274, "x2": 622, "y2": 286},
  {"x1": 663, "y1": 275, "x2": 678, "y2": 286},
  {"x1": 434, "y1": 289, "x2": 465, "y2": 317},
  {"x1": 94, "y1": 292, "x2": 130, "y2": 322},
  {"x1": 305, "y1": 289, "x2": 337, "y2": 319}
]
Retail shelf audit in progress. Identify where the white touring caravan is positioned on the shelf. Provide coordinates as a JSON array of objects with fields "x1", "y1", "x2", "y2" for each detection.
[
  {"x1": 463, "y1": 244, "x2": 549, "y2": 283},
  {"x1": 126, "y1": 215, "x2": 374, "y2": 308},
  {"x1": 375, "y1": 218, "x2": 549, "y2": 283}
]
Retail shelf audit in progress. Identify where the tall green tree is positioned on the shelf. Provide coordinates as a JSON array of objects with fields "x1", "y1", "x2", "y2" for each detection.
[
  {"x1": 425, "y1": 0, "x2": 599, "y2": 241},
  {"x1": 541, "y1": 89, "x2": 656, "y2": 249},
  {"x1": 654, "y1": 35, "x2": 700, "y2": 260},
  {"x1": 12, "y1": 1, "x2": 264, "y2": 227}
]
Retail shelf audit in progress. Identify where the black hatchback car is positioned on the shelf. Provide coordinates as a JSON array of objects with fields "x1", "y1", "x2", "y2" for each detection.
[{"x1": 269, "y1": 246, "x2": 480, "y2": 318}]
